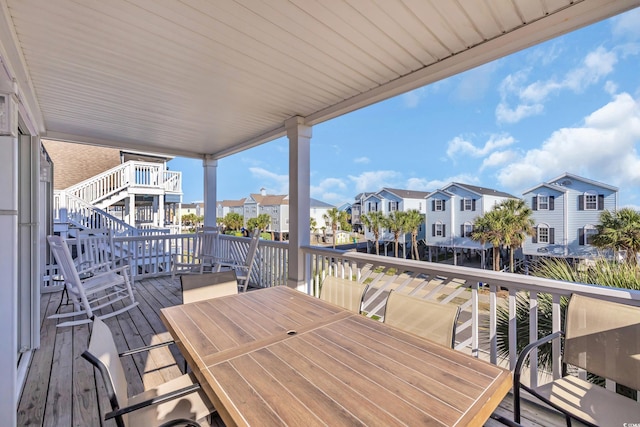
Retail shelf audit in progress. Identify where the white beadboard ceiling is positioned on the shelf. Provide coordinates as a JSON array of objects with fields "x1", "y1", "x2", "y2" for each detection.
[{"x1": 1, "y1": 0, "x2": 638, "y2": 159}]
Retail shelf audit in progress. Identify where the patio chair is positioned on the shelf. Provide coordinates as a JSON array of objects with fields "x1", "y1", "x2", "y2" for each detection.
[
  {"x1": 210, "y1": 228, "x2": 260, "y2": 292},
  {"x1": 47, "y1": 235, "x2": 138, "y2": 327},
  {"x1": 319, "y1": 276, "x2": 369, "y2": 314},
  {"x1": 181, "y1": 270, "x2": 239, "y2": 304},
  {"x1": 171, "y1": 227, "x2": 219, "y2": 280},
  {"x1": 513, "y1": 294, "x2": 640, "y2": 426},
  {"x1": 383, "y1": 290, "x2": 460, "y2": 348},
  {"x1": 82, "y1": 316, "x2": 215, "y2": 427}
]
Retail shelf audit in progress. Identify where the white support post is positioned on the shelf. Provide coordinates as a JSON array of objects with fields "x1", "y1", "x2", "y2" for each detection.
[
  {"x1": 203, "y1": 155, "x2": 217, "y2": 227},
  {"x1": 286, "y1": 116, "x2": 311, "y2": 291}
]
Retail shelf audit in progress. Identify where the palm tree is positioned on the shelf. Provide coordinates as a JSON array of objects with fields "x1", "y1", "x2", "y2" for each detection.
[
  {"x1": 255, "y1": 213, "x2": 272, "y2": 238},
  {"x1": 323, "y1": 208, "x2": 348, "y2": 249},
  {"x1": 592, "y1": 208, "x2": 640, "y2": 265},
  {"x1": 403, "y1": 209, "x2": 424, "y2": 260},
  {"x1": 497, "y1": 199, "x2": 535, "y2": 272},
  {"x1": 361, "y1": 211, "x2": 386, "y2": 255},
  {"x1": 470, "y1": 209, "x2": 505, "y2": 271},
  {"x1": 223, "y1": 212, "x2": 244, "y2": 232},
  {"x1": 386, "y1": 211, "x2": 407, "y2": 258}
]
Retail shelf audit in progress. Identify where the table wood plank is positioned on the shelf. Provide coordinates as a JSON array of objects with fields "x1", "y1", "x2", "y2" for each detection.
[{"x1": 161, "y1": 286, "x2": 512, "y2": 427}]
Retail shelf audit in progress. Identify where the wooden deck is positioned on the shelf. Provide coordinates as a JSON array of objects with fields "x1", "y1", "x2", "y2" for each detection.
[{"x1": 18, "y1": 276, "x2": 566, "y2": 427}]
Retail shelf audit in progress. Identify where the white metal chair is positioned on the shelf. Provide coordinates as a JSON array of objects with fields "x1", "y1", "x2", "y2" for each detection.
[
  {"x1": 47, "y1": 234, "x2": 138, "y2": 327},
  {"x1": 210, "y1": 229, "x2": 260, "y2": 292},
  {"x1": 383, "y1": 290, "x2": 460, "y2": 348},
  {"x1": 82, "y1": 316, "x2": 215, "y2": 427},
  {"x1": 319, "y1": 276, "x2": 369, "y2": 314},
  {"x1": 180, "y1": 270, "x2": 239, "y2": 304},
  {"x1": 171, "y1": 227, "x2": 219, "y2": 280}
]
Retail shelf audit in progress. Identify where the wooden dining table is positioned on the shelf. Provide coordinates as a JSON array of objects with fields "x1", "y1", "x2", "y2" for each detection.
[{"x1": 160, "y1": 286, "x2": 512, "y2": 427}]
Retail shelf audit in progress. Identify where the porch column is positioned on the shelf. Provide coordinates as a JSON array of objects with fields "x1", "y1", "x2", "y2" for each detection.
[
  {"x1": 0, "y1": 133, "x2": 18, "y2": 426},
  {"x1": 203, "y1": 155, "x2": 217, "y2": 227},
  {"x1": 125, "y1": 193, "x2": 135, "y2": 226},
  {"x1": 286, "y1": 116, "x2": 311, "y2": 291}
]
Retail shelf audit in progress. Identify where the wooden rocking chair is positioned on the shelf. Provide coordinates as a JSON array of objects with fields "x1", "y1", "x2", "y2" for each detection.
[{"x1": 47, "y1": 234, "x2": 138, "y2": 327}]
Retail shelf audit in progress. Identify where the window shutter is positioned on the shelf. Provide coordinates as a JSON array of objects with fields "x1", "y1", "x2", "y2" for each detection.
[
  {"x1": 442, "y1": 200, "x2": 446, "y2": 211},
  {"x1": 598, "y1": 194, "x2": 605, "y2": 210},
  {"x1": 432, "y1": 200, "x2": 435, "y2": 211},
  {"x1": 432, "y1": 224, "x2": 435, "y2": 236},
  {"x1": 549, "y1": 228, "x2": 555, "y2": 244},
  {"x1": 460, "y1": 199, "x2": 464, "y2": 211},
  {"x1": 388, "y1": 202, "x2": 391, "y2": 211},
  {"x1": 579, "y1": 228, "x2": 584, "y2": 246},
  {"x1": 461, "y1": 225, "x2": 464, "y2": 237},
  {"x1": 442, "y1": 224, "x2": 446, "y2": 237},
  {"x1": 549, "y1": 196, "x2": 554, "y2": 211},
  {"x1": 532, "y1": 229, "x2": 537, "y2": 244},
  {"x1": 472, "y1": 199, "x2": 476, "y2": 211},
  {"x1": 532, "y1": 196, "x2": 537, "y2": 211},
  {"x1": 578, "y1": 195, "x2": 584, "y2": 210}
]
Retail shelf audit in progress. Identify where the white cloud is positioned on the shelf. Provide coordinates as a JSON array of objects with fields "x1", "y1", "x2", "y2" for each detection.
[
  {"x1": 496, "y1": 92, "x2": 640, "y2": 192},
  {"x1": 446, "y1": 134, "x2": 515, "y2": 159},
  {"x1": 480, "y1": 150, "x2": 518, "y2": 171},
  {"x1": 311, "y1": 178, "x2": 348, "y2": 202},
  {"x1": 612, "y1": 8, "x2": 640, "y2": 40},
  {"x1": 249, "y1": 167, "x2": 289, "y2": 194},
  {"x1": 402, "y1": 87, "x2": 427, "y2": 108},
  {"x1": 347, "y1": 170, "x2": 401, "y2": 192},
  {"x1": 353, "y1": 156, "x2": 370, "y2": 164},
  {"x1": 496, "y1": 47, "x2": 618, "y2": 124},
  {"x1": 406, "y1": 174, "x2": 480, "y2": 192}
]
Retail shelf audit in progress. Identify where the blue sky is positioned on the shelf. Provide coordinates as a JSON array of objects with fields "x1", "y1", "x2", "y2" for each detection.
[{"x1": 169, "y1": 7, "x2": 640, "y2": 209}]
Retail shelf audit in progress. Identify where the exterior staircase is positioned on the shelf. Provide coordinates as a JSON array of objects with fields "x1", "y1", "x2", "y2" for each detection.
[{"x1": 54, "y1": 160, "x2": 182, "y2": 236}]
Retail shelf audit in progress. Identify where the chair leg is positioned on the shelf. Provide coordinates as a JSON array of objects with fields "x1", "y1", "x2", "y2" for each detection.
[{"x1": 565, "y1": 415, "x2": 572, "y2": 427}]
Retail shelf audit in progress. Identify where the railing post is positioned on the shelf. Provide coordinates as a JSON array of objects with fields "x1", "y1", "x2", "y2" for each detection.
[
  {"x1": 489, "y1": 283, "x2": 497, "y2": 364},
  {"x1": 471, "y1": 282, "x2": 479, "y2": 358},
  {"x1": 529, "y1": 292, "x2": 538, "y2": 388}
]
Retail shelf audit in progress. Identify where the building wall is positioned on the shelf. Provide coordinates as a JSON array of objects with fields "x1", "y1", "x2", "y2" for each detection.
[{"x1": 523, "y1": 177, "x2": 618, "y2": 257}]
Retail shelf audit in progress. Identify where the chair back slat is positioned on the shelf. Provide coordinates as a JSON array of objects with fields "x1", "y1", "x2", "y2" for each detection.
[
  {"x1": 564, "y1": 294, "x2": 640, "y2": 390},
  {"x1": 383, "y1": 291, "x2": 460, "y2": 348},
  {"x1": 47, "y1": 235, "x2": 83, "y2": 288},
  {"x1": 85, "y1": 317, "x2": 130, "y2": 425},
  {"x1": 181, "y1": 270, "x2": 238, "y2": 304},
  {"x1": 319, "y1": 276, "x2": 368, "y2": 314},
  {"x1": 199, "y1": 226, "x2": 220, "y2": 258},
  {"x1": 77, "y1": 228, "x2": 116, "y2": 273}
]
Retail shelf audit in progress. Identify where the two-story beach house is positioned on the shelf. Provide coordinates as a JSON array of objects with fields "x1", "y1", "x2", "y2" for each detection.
[
  {"x1": 361, "y1": 188, "x2": 429, "y2": 255},
  {"x1": 44, "y1": 140, "x2": 183, "y2": 235},
  {"x1": 522, "y1": 173, "x2": 618, "y2": 260},
  {"x1": 350, "y1": 192, "x2": 375, "y2": 233},
  {"x1": 425, "y1": 183, "x2": 517, "y2": 266},
  {"x1": 218, "y1": 190, "x2": 335, "y2": 240},
  {"x1": 216, "y1": 198, "x2": 245, "y2": 219}
]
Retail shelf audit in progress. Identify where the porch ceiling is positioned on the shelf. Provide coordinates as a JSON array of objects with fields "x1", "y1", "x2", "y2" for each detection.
[{"x1": 1, "y1": 0, "x2": 638, "y2": 159}]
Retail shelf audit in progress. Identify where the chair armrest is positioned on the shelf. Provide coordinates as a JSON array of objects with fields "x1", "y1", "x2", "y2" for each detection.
[
  {"x1": 86, "y1": 265, "x2": 130, "y2": 281},
  {"x1": 105, "y1": 383, "x2": 202, "y2": 420},
  {"x1": 119, "y1": 340, "x2": 176, "y2": 357},
  {"x1": 513, "y1": 330, "x2": 564, "y2": 423},
  {"x1": 158, "y1": 419, "x2": 202, "y2": 427}
]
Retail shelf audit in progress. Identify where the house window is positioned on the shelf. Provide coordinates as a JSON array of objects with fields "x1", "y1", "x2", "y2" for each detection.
[
  {"x1": 463, "y1": 223, "x2": 473, "y2": 238},
  {"x1": 435, "y1": 222, "x2": 443, "y2": 237},
  {"x1": 584, "y1": 193, "x2": 597, "y2": 210},
  {"x1": 584, "y1": 225, "x2": 597, "y2": 245},
  {"x1": 538, "y1": 225, "x2": 549, "y2": 243},
  {"x1": 434, "y1": 200, "x2": 444, "y2": 211},
  {"x1": 389, "y1": 201, "x2": 398, "y2": 212},
  {"x1": 538, "y1": 194, "x2": 549, "y2": 210},
  {"x1": 460, "y1": 198, "x2": 476, "y2": 211}
]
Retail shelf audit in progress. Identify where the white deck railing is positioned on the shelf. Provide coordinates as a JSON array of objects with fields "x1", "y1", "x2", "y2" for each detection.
[
  {"x1": 42, "y1": 233, "x2": 640, "y2": 394},
  {"x1": 64, "y1": 160, "x2": 182, "y2": 206}
]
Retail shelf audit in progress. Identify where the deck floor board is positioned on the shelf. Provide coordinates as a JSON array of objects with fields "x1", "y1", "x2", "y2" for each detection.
[{"x1": 19, "y1": 276, "x2": 563, "y2": 427}]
